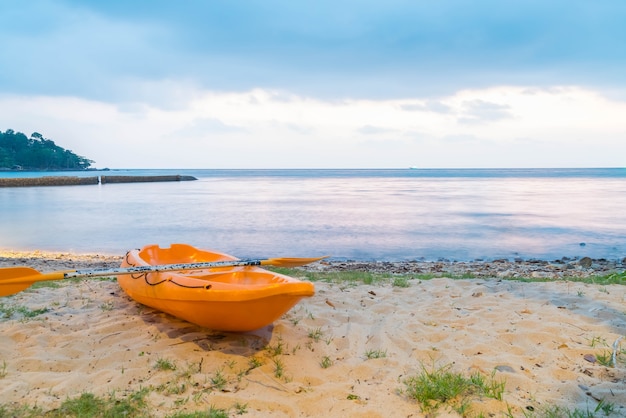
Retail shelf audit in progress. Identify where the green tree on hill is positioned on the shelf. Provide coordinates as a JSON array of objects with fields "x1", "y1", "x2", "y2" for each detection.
[{"x1": 0, "y1": 129, "x2": 94, "y2": 170}]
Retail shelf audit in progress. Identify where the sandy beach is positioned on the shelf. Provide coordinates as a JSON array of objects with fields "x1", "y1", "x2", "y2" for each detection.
[{"x1": 1, "y1": 250, "x2": 626, "y2": 417}]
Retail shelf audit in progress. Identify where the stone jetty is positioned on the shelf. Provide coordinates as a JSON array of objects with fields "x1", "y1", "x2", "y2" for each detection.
[{"x1": 0, "y1": 175, "x2": 197, "y2": 187}]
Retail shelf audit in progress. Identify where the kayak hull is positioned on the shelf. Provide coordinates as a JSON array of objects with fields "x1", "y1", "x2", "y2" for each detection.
[{"x1": 118, "y1": 243, "x2": 315, "y2": 331}]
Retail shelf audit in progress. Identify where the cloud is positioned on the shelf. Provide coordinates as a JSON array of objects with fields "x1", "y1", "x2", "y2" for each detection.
[
  {"x1": 440, "y1": 134, "x2": 483, "y2": 143},
  {"x1": 1, "y1": 1, "x2": 626, "y2": 102},
  {"x1": 3, "y1": 2, "x2": 626, "y2": 171},
  {"x1": 400, "y1": 101, "x2": 452, "y2": 113},
  {"x1": 2, "y1": 84, "x2": 625, "y2": 168},
  {"x1": 174, "y1": 118, "x2": 247, "y2": 138},
  {"x1": 0, "y1": 1, "x2": 172, "y2": 101},
  {"x1": 357, "y1": 125, "x2": 399, "y2": 135},
  {"x1": 457, "y1": 100, "x2": 513, "y2": 124}
]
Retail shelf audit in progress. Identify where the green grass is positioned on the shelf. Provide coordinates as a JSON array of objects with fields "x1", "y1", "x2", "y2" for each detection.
[
  {"x1": 210, "y1": 369, "x2": 228, "y2": 390},
  {"x1": 320, "y1": 356, "x2": 333, "y2": 369},
  {"x1": 272, "y1": 357, "x2": 285, "y2": 379},
  {"x1": 0, "y1": 276, "x2": 119, "y2": 320},
  {"x1": 0, "y1": 403, "x2": 43, "y2": 418},
  {"x1": 270, "y1": 267, "x2": 417, "y2": 285},
  {"x1": 265, "y1": 336, "x2": 286, "y2": 356},
  {"x1": 392, "y1": 277, "x2": 410, "y2": 287},
  {"x1": 596, "y1": 351, "x2": 613, "y2": 367},
  {"x1": 0, "y1": 392, "x2": 240, "y2": 417},
  {"x1": 248, "y1": 356, "x2": 263, "y2": 369},
  {"x1": 364, "y1": 349, "x2": 387, "y2": 359},
  {"x1": 0, "y1": 303, "x2": 16, "y2": 318},
  {"x1": 0, "y1": 303, "x2": 48, "y2": 319},
  {"x1": 39, "y1": 389, "x2": 148, "y2": 417},
  {"x1": 169, "y1": 408, "x2": 229, "y2": 418},
  {"x1": 587, "y1": 335, "x2": 626, "y2": 368},
  {"x1": 29, "y1": 276, "x2": 117, "y2": 291},
  {"x1": 522, "y1": 400, "x2": 618, "y2": 418},
  {"x1": 29, "y1": 281, "x2": 62, "y2": 290},
  {"x1": 403, "y1": 363, "x2": 506, "y2": 415},
  {"x1": 308, "y1": 327, "x2": 324, "y2": 342},
  {"x1": 154, "y1": 358, "x2": 177, "y2": 371}
]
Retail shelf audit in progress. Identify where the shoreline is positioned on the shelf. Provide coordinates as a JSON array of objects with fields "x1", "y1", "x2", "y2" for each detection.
[{"x1": 1, "y1": 249, "x2": 624, "y2": 279}]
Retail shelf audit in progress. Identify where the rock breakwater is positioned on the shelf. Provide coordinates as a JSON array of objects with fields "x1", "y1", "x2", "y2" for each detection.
[{"x1": 0, "y1": 175, "x2": 197, "y2": 187}]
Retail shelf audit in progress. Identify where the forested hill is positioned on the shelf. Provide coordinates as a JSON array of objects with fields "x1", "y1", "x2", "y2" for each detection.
[{"x1": 0, "y1": 129, "x2": 94, "y2": 170}]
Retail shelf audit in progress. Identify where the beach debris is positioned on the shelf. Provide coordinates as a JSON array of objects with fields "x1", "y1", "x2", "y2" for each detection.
[
  {"x1": 612, "y1": 336, "x2": 624, "y2": 367},
  {"x1": 494, "y1": 365, "x2": 515, "y2": 373},
  {"x1": 325, "y1": 299, "x2": 336, "y2": 309},
  {"x1": 583, "y1": 354, "x2": 597, "y2": 363}
]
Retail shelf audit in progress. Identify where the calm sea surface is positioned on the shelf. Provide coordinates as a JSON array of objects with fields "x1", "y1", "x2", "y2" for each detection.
[{"x1": 1, "y1": 168, "x2": 626, "y2": 261}]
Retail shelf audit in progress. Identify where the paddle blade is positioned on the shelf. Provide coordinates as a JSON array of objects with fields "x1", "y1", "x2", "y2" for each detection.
[
  {"x1": 261, "y1": 256, "x2": 329, "y2": 268},
  {"x1": 0, "y1": 267, "x2": 42, "y2": 296}
]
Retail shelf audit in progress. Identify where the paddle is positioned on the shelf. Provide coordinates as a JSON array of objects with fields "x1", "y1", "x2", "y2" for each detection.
[{"x1": 0, "y1": 256, "x2": 328, "y2": 297}]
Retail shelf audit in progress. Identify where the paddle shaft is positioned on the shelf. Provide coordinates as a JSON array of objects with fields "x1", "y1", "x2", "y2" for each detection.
[{"x1": 0, "y1": 258, "x2": 289, "y2": 287}]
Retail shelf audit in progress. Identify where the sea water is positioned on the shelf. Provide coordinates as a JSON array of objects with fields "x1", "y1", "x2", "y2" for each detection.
[{"x1": 1, "y1": 168, "x2": 626, "y2": 261}]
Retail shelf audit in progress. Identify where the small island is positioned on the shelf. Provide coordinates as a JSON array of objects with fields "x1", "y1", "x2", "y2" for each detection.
[
  {"x1": 0, "y1": 129, "x2": 197, "y2": 187},
  {"x1": 0, "y1": 129, "x2": 93, "y2": 171}
]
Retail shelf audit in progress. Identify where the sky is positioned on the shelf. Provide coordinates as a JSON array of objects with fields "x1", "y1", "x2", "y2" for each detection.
[{"x1": 1, "y1": 0, "x2": 625, "y2": 169}]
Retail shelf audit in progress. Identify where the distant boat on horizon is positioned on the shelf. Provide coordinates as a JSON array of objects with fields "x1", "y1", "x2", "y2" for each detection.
[{"x1": 409, "y1": 166, "x2": 418, "y2": 170}]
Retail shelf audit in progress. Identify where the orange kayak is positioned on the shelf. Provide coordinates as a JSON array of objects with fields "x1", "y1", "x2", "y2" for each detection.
[{"x1": 118, "y1": 243, "x2": 315, "y2": 331}]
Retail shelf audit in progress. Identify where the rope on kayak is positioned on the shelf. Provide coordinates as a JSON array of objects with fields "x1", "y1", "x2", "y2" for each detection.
[
  {"x1": 169, "y1": 279, "x2": 211, "y2": 290},
  {"x1": 124, "y1": 252, "x2": 211, "y2": 289},
  {"x1": 124, "y1": 252, "x2": 168, "y2": 285},
  {"x1": 130, "y1": 271, "x2": 167, "y2": 285},
  {"x1": 129, "y1": 272, "x2": 210, "y2": 289}
]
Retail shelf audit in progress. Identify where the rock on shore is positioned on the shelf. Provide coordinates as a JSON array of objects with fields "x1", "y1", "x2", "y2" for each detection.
[
  {"x1": 306, "y1": 257, "x2": 626, "y2": 279},
  {"x1": 1, "y1": 250, "x2": 624, "y2": 280}
]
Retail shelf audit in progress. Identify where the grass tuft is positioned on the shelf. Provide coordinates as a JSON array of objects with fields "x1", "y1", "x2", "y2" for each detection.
[
  {"x1": 154, "y1": 357, "x2": 177, "y2": 371},
  {"x1": 0, "y1": 303, "x2": 48, "y2": 319},
  {"x1": 525, "y1": 400, "x2": 618, "y2": 418},
  {"x1": 39, "y1": 389, "x2": 148, "y2": 418},
  {"x1": 364, "y1": 349, "x2": 387, "y2": 360},
  {"x1": 308, "y1": 327, "x2": 324, "y2": 342},
  {"x1": 168, "y1": 407, "x2": 229, "y2": 418},
  {"x1": 320, "y1": 356, "x2": 333, "y2": 369},
  {"x1": 403, "y1": 363, "x2": 506, "y2": 414},
  {"x1": 210, "y1": 369, "x2": 228, "y2": 390},
  {"x1": 392, "y1": 277, "x2": 410, "y2": 287}
]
